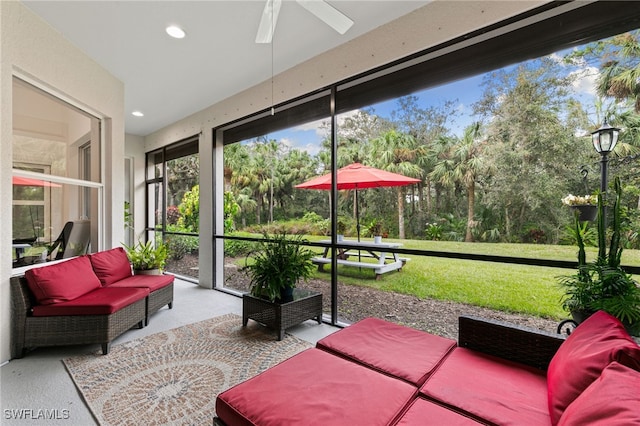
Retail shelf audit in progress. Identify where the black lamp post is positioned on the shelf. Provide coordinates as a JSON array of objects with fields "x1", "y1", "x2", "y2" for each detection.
[
  {"x1": 591, "y1": 120, "x2": 620, "y2": 194},
  {"x1": 591, "y1": 119, "x2": 620, "y2": 223}
]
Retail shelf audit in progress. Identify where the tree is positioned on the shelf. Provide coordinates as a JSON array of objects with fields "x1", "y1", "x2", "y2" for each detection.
[
  {"x1": 566, "y1": 30, "x2": 640, "y2": 208},
  {"x1": 474, "y1": 56, "x2": 590, "y2": 242},
  {"x1": 578, "y1": 31, "x2": 640, "y2": 113},
  {"x1": 370, "y1": 129, "x2": 425, "y2": 239},
  {"x1": 390, "y1": 95, "x2": 460, "y2": 215},
  {"x1": 254, "y1": 139, "x2": 283, "y2": 223},
  {"x1": 431, "y1": 122, "x2": 486, "y2": 242},
  {"x1": 166, "y1": 154, "x2": 199, "y2": 206}
]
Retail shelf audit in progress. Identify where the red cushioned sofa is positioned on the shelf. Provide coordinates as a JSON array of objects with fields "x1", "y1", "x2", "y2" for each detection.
[
  {"x1": 215, "y1": 311, "x2": 640, "y2": 426},
  {"x1": 10, "y1": 247, "x2": 174, "y2": 358}
]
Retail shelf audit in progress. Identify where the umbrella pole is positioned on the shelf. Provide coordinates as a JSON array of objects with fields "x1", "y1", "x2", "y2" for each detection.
[
  {"x1": 355, "y1": 188, "x2": 362, "y2": 264},
  {"x1": 355, "y1": 189, "x2": 360, "y2": 242}
]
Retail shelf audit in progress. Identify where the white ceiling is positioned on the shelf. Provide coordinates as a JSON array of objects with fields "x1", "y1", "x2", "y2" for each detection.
[{"x1": 23, "y1": 1, "x2": 430, "y2": 136}]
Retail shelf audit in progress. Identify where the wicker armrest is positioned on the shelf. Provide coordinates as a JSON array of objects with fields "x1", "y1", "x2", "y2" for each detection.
[
  {"x1": 10, "y1": 276, "x2": 33, "y2": 358},
  {"x1": 458, "y1": 315, "x2": 565, "y2": 371}
]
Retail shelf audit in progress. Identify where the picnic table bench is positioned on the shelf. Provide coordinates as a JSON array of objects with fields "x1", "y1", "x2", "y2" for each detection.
[{"x1": 312, "y1": 239, "x2": 408, "y2": 279}]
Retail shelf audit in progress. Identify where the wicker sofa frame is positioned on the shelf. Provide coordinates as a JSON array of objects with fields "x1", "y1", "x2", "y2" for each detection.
[
  {"x1": 10, "y1": 275, "x2": 147, "y2": 358},
  {"x1": 458, "y1": 315, "x2": 565, "y2": 370},
  {"x1": 146, "y1": 282, "x2": 174, "y2": 325}
]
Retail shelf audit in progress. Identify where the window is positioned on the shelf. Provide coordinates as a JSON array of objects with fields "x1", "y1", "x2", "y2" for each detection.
[
  {"x1": 146, "y1": 136, "x2": 200, "y2": 281},
  {"x1": 12, "y1": 77, "x2": 101, "y2": 267},
  {"x1": 215, "y1": 3, "x2": 640, "y2": 326}
]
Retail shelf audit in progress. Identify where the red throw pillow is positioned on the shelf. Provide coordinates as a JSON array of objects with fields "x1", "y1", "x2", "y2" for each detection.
[
  {"x1": 89, "y1": 247, "x2": 132, "y2": 286},
  {"x1": 25, "y1": 256, "x2": 101, "y2": 305},
  {"x1": 547, "y1": 310, "x2": 640, "y2": 425},
  {"x1": 557, "y1": 362, "x2": 640, "y2": 426}
]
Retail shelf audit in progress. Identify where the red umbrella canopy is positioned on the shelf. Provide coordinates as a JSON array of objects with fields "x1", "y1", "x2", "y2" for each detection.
[
  {"x1": 295, "y1": 163, "x2": 420, "y2": 190},
  {"x1": 12, "y1": 176, "x2": 61, "y2": 187}
]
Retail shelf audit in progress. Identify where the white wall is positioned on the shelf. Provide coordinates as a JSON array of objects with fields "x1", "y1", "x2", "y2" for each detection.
[
  {"x1": 0, "y1": 1, "x2": 124, "y2": 363},
  {"x1": 143, "y1": 0, "x2": 545, "y2": 290},
  {"x1": 124, "y1": 133, "x2": 146, "y2": 243}
]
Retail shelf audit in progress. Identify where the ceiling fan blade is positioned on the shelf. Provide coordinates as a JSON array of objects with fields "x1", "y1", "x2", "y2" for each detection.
[
  {"x1": 296, "y1": 0, "x2": 354, "y2": 35},
  {"x1": 255, "y1": 0, "x2": 282, "y2": 44}
]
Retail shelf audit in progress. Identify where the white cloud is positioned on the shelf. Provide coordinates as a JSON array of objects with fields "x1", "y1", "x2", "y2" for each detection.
[
  {"x1": 280, "y1": 137, "x2": 294, "y2": 149},
  {"x1": 301, "y1": 142, "x2": 321, "y2": 156},
  {"x1": 570, "y1": 66, "x2": 598, "y2": 96}
]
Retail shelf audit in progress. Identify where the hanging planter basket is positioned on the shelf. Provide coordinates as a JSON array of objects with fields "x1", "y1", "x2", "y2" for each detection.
[{"x1": 570, "y1": 205, "x2": 597, "y2": 222}]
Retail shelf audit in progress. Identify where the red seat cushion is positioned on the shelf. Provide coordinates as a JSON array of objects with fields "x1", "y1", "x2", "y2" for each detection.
[
  {"x1": 557, "y1": 362, "x2": 640, "y2": 426},
  {"x1": 216, "y1": 348, "x2": 417, "y2": 426},
  {"x1": 89, "y1": 247, "x2": 132, "y2": 286},
  {"x1": 547, "y1": 310, "x2": 640, "y2": 425},
  {"x1": 420, "y1": 347, "x2": 550, "y2": 426},
  {"x1": 395, "y1": 397, "x2": 484, "y2": 425},
  {"x1": 32, "y1": 287, "x2": 149, "y2": 316},
  {"x1": 25, "y1": 256, "x2": 101, "y2": 305},
  {"x1": 316, "y1": 317, "x2": 456, "y2": 386},
  {"x1": 104, "y1": 273, "x2": 174, "y2": 291}
]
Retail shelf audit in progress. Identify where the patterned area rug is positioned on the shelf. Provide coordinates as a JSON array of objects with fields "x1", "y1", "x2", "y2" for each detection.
[{"x1": 63, "y1": 313, "x2": 312, "y2": 425}]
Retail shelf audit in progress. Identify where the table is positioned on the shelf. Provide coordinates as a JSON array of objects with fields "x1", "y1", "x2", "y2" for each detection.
[
  {"x1": 312, "y1": 239, "x2": 408, "y2": 278},
  {"x1": 12, "y1": 243, "x2": 31, "y2": 265},
  {"x1": 243, "y1": 288, "x2": 323, "y2": 340}
]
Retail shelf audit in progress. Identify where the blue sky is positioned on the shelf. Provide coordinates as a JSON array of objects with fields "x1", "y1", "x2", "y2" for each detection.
[
  {"x1": 265, "y1": 47, "x2": 599, "y2": 157},
  {"x1": 267, "y1": 74, "x2": 487, "y2": 156}
]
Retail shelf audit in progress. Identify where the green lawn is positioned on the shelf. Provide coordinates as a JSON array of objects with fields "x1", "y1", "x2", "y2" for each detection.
[{"x1": 307, "y1": 238, "x2": 640, "y2": 320}]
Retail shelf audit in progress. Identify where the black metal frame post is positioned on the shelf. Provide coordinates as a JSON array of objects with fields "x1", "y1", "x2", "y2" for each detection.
[{"x1": 600, "y1": 152, "x2": 609, "y2": 225}]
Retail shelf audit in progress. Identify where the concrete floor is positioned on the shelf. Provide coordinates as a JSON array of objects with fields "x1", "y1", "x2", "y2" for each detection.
[{"x1": 1, "y1": 279, "x2": 338, "y2": 425}]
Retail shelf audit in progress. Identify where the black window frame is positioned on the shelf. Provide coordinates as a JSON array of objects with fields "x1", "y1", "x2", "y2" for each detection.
[{"x1": 215, "y1": 2, "x2": 640, "y2": 323}]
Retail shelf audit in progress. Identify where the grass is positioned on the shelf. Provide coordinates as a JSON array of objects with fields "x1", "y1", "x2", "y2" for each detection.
[{"x1": 305, "y1": 238, "x2": 640, "y2": 320}]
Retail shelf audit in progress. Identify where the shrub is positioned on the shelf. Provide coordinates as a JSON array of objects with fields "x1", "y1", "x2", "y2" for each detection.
[
  {"x1": 425, "y1": 223, "x2": 442, "y2": 240},
  {"x1": 178, "y1": 185, "x2": 199, "y2": 232},
  {"x1": 166, "y1": 205, "x2": 181, "y2": 225},
  {"x1": 225, "y1": 238, "x2": 258, "y2": 257},
  {"x1": 165, "y1": 235, "x2": 191, "y2": 260}
]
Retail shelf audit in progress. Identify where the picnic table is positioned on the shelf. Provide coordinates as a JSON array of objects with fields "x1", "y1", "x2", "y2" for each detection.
[{"x1": 312, "y1": 239, "x2": 408, "y2": 279}]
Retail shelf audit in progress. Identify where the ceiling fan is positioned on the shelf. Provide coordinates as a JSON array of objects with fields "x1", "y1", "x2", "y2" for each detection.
[{"x1": 256, "y1": 0, "x2": 354, "y2": 44}]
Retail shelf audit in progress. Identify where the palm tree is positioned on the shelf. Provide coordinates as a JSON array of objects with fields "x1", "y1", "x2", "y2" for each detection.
[
  {"x1": 370, "y1": 129, "x2": 425, "y2": 239},
  {"x1": 596, "y1": 32, "x2": 640, "y2": 112},
  {"x1": 235, "y1": 188, "x2": 257, "y2": 229},
  {"x1": 431, "y1": 123, "x2": 485, "y2": 242}
]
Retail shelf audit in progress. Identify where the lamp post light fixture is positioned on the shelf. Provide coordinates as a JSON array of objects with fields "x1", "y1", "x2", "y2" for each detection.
[
  {"x1": 591, "y1": 119, "x2": 620, "y2": 225},
  {"x1": 591, "y1": 120, "x2": 620, "y2": 194}
]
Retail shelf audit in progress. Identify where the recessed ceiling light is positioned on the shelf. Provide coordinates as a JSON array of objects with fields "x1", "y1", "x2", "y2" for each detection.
[
  {"x1": 166, "y1": 25, "x2": 186, "y2": 39},
  {"x1": 132, "y1": 111, "x2": 144, "y2": 117}
]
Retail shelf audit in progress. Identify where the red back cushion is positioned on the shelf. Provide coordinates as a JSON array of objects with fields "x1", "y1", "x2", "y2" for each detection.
[
  {"x1": 547, "y1": 311, "x2": 640, "y2": 425},
  {"x1": 25, "y1": 256, "x2": 101, "y2": 305},
  {"x1": 89, "y1": 247, "x2": 132, "y2": 286},
  {"x1": 557, "y1": 362, "x2": 640, "y2": 426}
]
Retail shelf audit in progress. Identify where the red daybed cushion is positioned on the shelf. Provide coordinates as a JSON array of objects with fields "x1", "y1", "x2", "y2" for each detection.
[
  {"x1": 25, "y1": 256, "x2": 101, "y2": 305},
  {"x1": 32, "y1": 287, "x2": 149, "y2": 316},
  {"x1": 104, "y1": 273, "x2": 174, "y2": 291},
  {"x1": 557, "y1": 362, "x2": 640, "y2": 426},
  {"x1": 394, "y1": 397, "x2": 484, "y2": 425},
  {"x1": 216, "y1": 348, "x2": 417, "y2": 426},
  {"x1": 89, "y1": 247, "x2": 132, "y2": 286},
  {"x1": 420, "y1": 347, "x2": 550, "y2": 426},
  {"x1": 547, "y1": 310, "x2": 640, "y2": 425},
  {"x1": 316, "y1": 317, "x2": 456, "y2": 386}
]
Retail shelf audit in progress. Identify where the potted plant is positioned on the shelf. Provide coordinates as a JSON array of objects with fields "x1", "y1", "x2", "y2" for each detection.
[
  {"x1": 559, "y1": 177, "x2": 640, "y2": 334},
  {"x1": 123, "y1": 240, "x2": 168, "y2": 275},
  {"x1": 561, "y1": 193, "x2": 597, "y2": 221},
  {"x1": 243, "y1": 231, "x2": 315, "y2": 302}
]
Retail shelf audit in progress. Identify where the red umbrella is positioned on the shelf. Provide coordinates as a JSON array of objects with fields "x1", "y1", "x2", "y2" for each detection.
[
  {"x1": 295, "y1": 163, "x2": 420, "y2": 240},
  {"x1": 12, "y1": 176, "x2": 61, "y2": 187}
]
